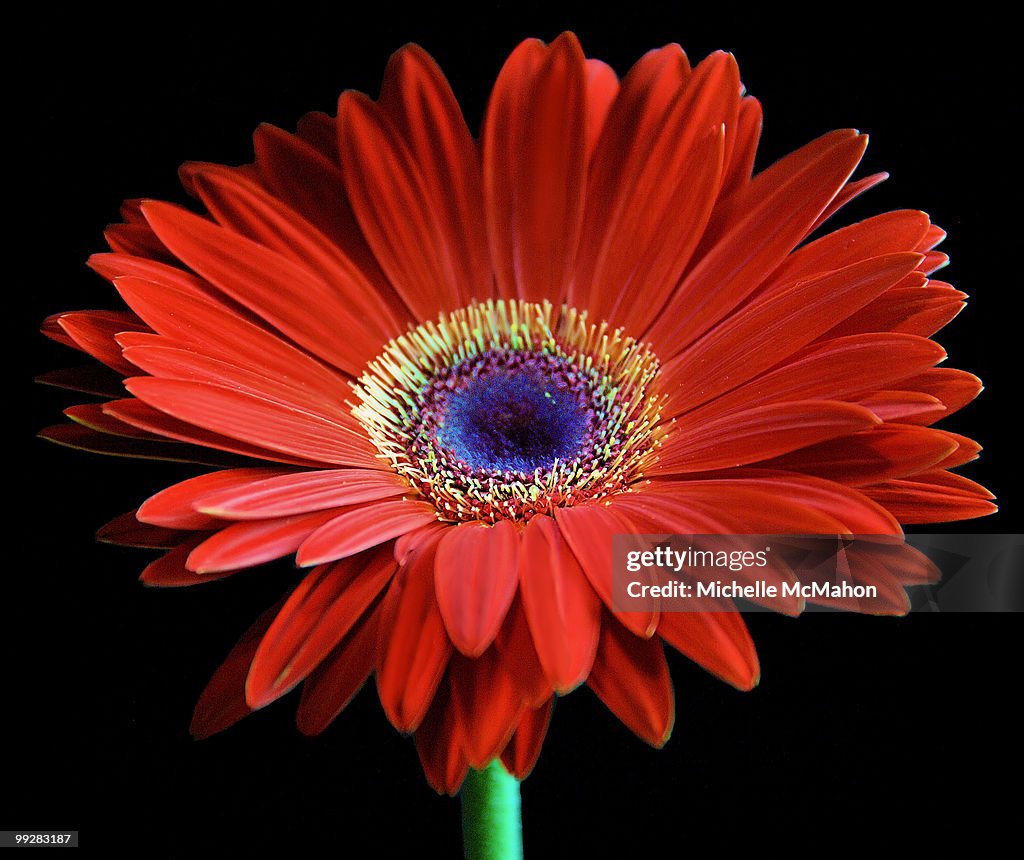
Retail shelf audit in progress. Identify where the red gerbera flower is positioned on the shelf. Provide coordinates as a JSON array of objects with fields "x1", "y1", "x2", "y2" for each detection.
[{"x1": 41, "y1": 32, "x2": 994, "y2": 795}]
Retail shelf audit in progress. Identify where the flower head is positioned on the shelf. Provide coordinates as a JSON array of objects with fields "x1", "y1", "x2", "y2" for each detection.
[{"x1": 42, "y1": 32, "x2": 994, "y2": 793}]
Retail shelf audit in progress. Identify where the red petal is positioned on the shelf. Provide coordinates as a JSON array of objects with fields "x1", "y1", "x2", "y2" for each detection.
[
  {"x1": 337, "y1": 91, "x2": 465, "y2": 317},
  {"x1": 378, "y1": 43, "x2": 491, "y2": 309},
  {"x1": 806, "y1": 171, "x2": 890, "y2": 235},
  {"x1": 296, "y1": 499, "x2": 439, "y2": 566},
  {"x1": 657, "y1": 601, "x2": 760, "y2": 689},
  {"x1": 765, "y1": 210, "x2": 931, "y2": 291},
  {"x1": 494, "y1": 595, "x2": 551, "y2": 708},
  {"x1": 518, "y1": 515, "x2": 601, "y2": 693},
  {"x1": 554, "y1": 504, "x2": 658, "y2": 638},
  {"x1": 195, "y1": 469, "x2": 407, "y2": 519},
  {"x1": 652, "y1": 400, "x2": 880, "y2": 475},
  {"x1": 125, "y1": 377, "x2": 379, "y2": 468},
  {"x1": 141, "y1": 201, "x2": 378, "y2": 374},
  {"x1": 568, "y1": 43, "x2": 691, "y2": 313},
  {"x1": 187, "y1": 509, "x2": 342, "y2": 573},
  {"x1": 55, "y1": 310, "x2": 148, "y2": 374},
  {"x1": 650, "y1": 133, "x2": 871, "y2": 355},
  {"x1": 719, "y1": 96, "x2": 762, "y2": 197},
  {"x1": 670, "y1": 333, "x2": 946, "y2": 425},
  {"x1": 483, "y1": 33, "x2": 587, "y2": 303},
  {"x1": 894, "y1": 368, "x2": 983, "y2": 424},
  {"x1": 576, "y1": 52, "x2": 737, "y2": 331},
  {"x1": 661, "y1": 253, "x2": 923, "y2": 416},
  {"x1": 852, "y1": 390, "x2": 947, "y2": 424},
  {"x1": 112, "y1": 276, "x2": 348, "y2": 399},
  {"x1": 104, "y1": 397, "x2": 328, "y2": 468},
  {"x1": 434, "y1": 521, "x2": 520, "y2": 657},
  {"x1": 582, "y1": 59, "x2": 619, "y2": 161}
]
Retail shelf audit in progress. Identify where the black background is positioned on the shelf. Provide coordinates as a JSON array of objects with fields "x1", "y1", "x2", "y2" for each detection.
[{"x1": 12, "y1": 3, "x2": 1021, "y2": 855}]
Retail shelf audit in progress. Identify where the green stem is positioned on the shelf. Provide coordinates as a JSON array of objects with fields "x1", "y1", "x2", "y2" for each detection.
[{"x1": 460, "y1": 759, "x2": 523, "y2": 860}]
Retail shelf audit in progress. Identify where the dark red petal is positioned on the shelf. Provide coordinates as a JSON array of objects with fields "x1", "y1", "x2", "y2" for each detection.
[
  {"x1": 500, "y1": 699, "x2": 554, "y2": 780},
  {"x1": 140, "y1": 538, "x2": 241, "y2": 587},
  {"x1": 449, "y1": 651, "x2": 526, "y2": 769},
  {"x1": 296, "y1": 603, "x2": 382, "y2": 736},
  {"x1": 494, "y1": 594, "x2": 551, "y2": 708},
  {"x1": 518, "y1": 515, "x2": 601, "y2": 693},
  {"x1": 55, "y1": 310, "x2": 148, "y2": 374},
  {"x1": 191, "y1": 602, "x2": 283, "y2": 739},
  {"x1": 35, "y1": 365, "x2": 125, "y2": 398},
  {"x1": 864, "y1": 471, "x2": 997, "y2": 523},
  {"x1": 97, "y1": 511, "x2": 193, "y2": 548},
  {"x1": 252, "y1": 124, "x2": 407, "y2": 323},
  {"x1": 759, "y1": 425, "x2": 959, "y2": 485},
  {"x1": 376, "y1": 529, "x2": 452, "y2": 732},
  {"x1": 415, "y1": 681, "x2": 469, "y2": 795},
  {"x1": 38, "y1": 422, "x2": 233, "y2": 467},
  {"x1": 246, "y1": 545, "x2": 396, "y2": 708},
  {"x1": 587, "y1": 617, "x2": 674, "y2": 746},
  {"x1": 64, "y1": 402, "x2": 164, "y2": 440},
  {"x1": 184, "y1": 163, "x2": 403, "y2": 338}
]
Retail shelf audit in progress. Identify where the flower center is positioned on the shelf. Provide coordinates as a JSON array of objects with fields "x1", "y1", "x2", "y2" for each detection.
[
  {"x1": 352, "y1": 300, "x2": 663, "y2": 523},
  {"x1": 427, "y1": 353, "x2": 594, "y2": 474}
]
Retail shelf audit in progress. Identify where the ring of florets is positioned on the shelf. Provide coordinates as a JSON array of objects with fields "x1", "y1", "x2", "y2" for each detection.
[{"x1": 351, "y1": 299, "x2": 664, "y2": 523}]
